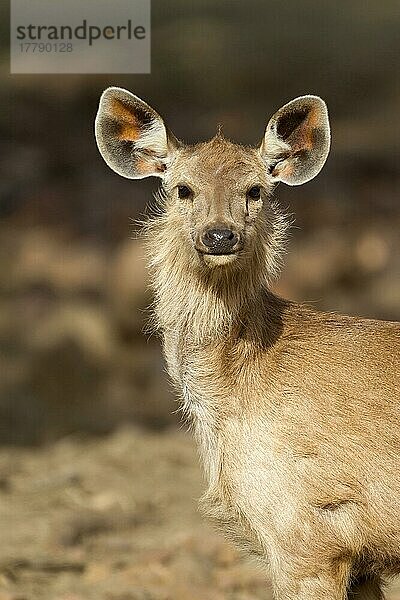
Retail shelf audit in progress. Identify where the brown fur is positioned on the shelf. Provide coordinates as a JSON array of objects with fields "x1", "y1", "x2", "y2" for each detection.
[{"x1": 95, "y1": 89, "x2": 400, "y2": 600}]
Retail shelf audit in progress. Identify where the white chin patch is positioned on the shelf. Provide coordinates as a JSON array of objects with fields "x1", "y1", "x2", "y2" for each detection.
[{"x1": 203, "y1": 254, "x2": 238, "y2": 267}]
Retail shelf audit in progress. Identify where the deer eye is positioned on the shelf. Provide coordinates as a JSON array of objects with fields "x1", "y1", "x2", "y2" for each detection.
[
  {"x1": 247, "y1": 185, "x2": 261, "y2": 200},
  {"x1": 177, "y1": 185, "x2": 192, "y2": 199}
]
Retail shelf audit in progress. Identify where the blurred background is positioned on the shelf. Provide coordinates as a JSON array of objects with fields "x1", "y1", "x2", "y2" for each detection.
[{"x1": 0, "y1": 1, "x2": 399, "y2": 599}]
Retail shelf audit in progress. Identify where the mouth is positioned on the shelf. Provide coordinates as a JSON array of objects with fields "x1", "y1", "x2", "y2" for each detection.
[{"x1": 196, "y1": 249, "x2": 240, "y2": 266}]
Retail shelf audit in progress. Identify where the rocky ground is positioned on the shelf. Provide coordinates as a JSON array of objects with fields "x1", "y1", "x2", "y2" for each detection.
[{"x1": 0, "y1": 426, "x2": 270, "y2": 600}]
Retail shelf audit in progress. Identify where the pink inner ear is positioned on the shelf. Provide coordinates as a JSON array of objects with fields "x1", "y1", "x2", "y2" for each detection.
[
  {"x1": 109, "y1": 97, "x2": 142, "y2": 142},
  {"x1": 290, "y1": 107, "x2": 321, "y2": 153}
]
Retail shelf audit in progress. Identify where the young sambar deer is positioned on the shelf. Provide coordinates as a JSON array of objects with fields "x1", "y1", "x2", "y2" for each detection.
[{"x1": 95, "y1": 88, "x2": 400, "y2": 600}]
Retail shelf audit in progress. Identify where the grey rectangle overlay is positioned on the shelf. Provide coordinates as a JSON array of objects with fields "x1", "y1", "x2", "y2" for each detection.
[{"x1": 11, "y1": 0, "x2": 150, "y2": 74}]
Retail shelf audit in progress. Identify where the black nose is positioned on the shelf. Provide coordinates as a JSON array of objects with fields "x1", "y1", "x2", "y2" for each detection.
[{"x1": 202, "y1": 228, "x2": 239, "y2": 254}]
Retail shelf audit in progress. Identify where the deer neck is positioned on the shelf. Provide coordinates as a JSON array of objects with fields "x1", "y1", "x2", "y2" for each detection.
[
  {"x1": 147, "y1": 231, "x2": 270, "y2": 347},
  {"x1": 144, "y1": 214, "x2": 289, "y2": 485}
]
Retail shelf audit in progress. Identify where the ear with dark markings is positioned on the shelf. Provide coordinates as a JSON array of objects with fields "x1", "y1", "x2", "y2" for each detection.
[
  {"x1": 95, "y1": 87, "x2": 179, "y2": 179},
  {"x1": 259, "y1": 95, "x2": 330, "y2": 186}
]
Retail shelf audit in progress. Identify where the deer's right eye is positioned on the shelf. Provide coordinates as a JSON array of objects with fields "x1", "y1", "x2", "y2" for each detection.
[
  {"x1": 247, "y1": 185, "x2": 261, "y2": 200},
  {"x1": 177, "y1": 185, "x2": 193, "y2": 199}
]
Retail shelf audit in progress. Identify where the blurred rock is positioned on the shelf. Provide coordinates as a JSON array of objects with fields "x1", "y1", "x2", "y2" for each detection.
[
  {"x1": 354, "y1": 229, "x2": 390, "y2": 274},
  {"x1": 9, "y1": 228, "x2": 106, "y2": 298},
  {"x1": 28, "y1": 304, "x2": 114, "y2": 363}
]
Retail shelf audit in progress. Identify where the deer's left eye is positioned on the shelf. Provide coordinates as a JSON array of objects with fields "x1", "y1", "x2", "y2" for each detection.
[
  {"x1": 247, "y1": 185, "x2": 261, "y2": 200},
  {"x1": 178, "y1": 185, "x2": 193, "y2": 199}
]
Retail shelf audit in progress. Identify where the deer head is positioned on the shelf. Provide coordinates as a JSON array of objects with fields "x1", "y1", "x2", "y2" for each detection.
[{"x1": 95, "y1": 87, "x2": 330, "y2": 272}]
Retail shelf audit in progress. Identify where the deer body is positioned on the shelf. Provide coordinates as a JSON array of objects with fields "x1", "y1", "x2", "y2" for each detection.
[{"x1": 95, "y1": 88, "x2": 400, "y2": 599}]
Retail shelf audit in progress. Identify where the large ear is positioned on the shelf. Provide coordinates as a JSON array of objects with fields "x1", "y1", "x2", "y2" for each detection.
[
  {"x1": 95, "y1": 87, "x2": 179, "y2": 179},
  {"x1": 259, "y1": 95, "x2": 330, "y2": 186}
]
